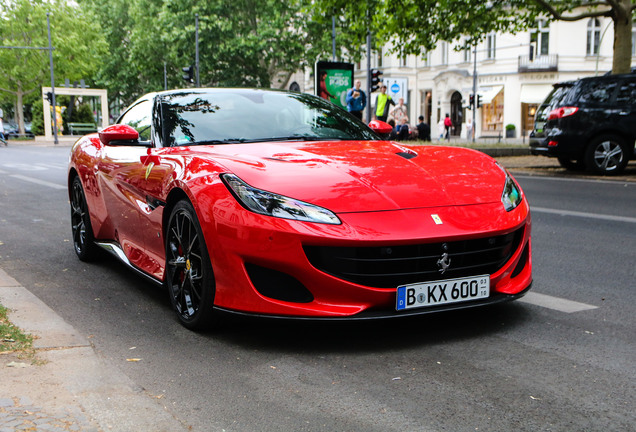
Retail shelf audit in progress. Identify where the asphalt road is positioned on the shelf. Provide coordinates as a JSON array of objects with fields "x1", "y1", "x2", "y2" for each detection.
[{"x1": 0, "y1": 145, "x2": 634, "y2": 431}]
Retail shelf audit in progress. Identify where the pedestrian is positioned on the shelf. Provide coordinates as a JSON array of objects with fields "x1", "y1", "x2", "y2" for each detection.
[
  {"x1": 396, "y1": 118, "x2": 410, "y2": 140},
  {"x1": 390, "y1": 98, "x2": 409, "y2": 125},
  {"x1": 416, "y1": 116, "x2": 430, "y2": 141},
  {"x1": 437, "y1": 118, "x2": 445, "y2": 140},
  {"x1": 374, "y1": 85, "x2": 395, "y2": 122},
  {"x1": 319, "y1": 71, "x2": 335, "y2": 101},
  {"x1": 466, "y1": 117, "x2": 474, "y2": 140},
  {"x1": 443, "y1": 113, "x2": 452, "y2": 141},
  {"x1": 346, "y1": 80, "x2": 367, "y2": 121}
]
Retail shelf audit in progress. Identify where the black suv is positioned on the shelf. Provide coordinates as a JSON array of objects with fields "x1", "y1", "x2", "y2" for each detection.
[{"x1": 529, "y1": 73, "x2": 636, "y2": 174}]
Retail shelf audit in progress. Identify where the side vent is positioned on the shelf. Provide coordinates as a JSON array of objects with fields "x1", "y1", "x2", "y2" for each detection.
[{"x1": 245, "y1": 263, "x2": 314, "y2": 303}]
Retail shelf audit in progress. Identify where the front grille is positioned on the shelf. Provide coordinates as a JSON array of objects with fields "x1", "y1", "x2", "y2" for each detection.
[{"x1": 304, "y1": 228, "x2": 524, "y2": 288}]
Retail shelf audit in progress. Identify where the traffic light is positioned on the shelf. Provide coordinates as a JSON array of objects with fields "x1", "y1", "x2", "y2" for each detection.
[
  {"x1": 45, "y1": 92, "x2": 53, "y2": 104},
  {"x1": 371, "y1": 68, "x2": 383, "y2": 92},
  {"x1": 469, "y1": 94, "x2": 475, "y2": 109},
  {"x1": 182, "y1": 65, "x2": 194, "y2": 83},
  {"x1": 477, "y1": 94, "x2": 482, "y2": 108}
]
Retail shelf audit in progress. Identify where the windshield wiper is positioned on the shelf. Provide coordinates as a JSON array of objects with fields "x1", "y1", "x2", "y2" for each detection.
[
  {"x1": 187, "y1": 138, "x2": 247, "y2": 146},
  {"x1": 268, "y1": 135, "x2": 345, "y2": 142}
]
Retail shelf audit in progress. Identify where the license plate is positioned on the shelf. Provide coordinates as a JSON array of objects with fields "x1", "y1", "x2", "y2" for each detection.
[{"x1": 396, "y1": 275, "x2": 489, "y2": 311}]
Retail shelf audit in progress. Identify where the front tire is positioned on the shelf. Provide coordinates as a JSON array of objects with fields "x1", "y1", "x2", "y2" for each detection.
[
  {"x1": 70, "y1": 176, "x2": 98, "y2": 261},
  {"x1": 585, "y1": 135, "x2": 628, "y2": 175},
  {"x1": 165, "y1": 200, "x2": 216, "y2": 330}
]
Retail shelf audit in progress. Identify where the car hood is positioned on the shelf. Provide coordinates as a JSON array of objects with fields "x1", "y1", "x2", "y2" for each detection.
[{"x1": 194, "y1": 141, "x2": 507, "y2": 213}]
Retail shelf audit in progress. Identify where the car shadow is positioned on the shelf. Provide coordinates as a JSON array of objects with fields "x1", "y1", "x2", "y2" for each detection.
[
  {"x1": 88, "y1": 251, "x2": 533, "y2": 354},
  {"x1": 203, "y1": 302, "x2": 533, "y2": 354}
]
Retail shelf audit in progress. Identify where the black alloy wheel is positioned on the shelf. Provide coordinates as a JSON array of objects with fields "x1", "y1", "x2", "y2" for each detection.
[
  {"x1": 165, "y1": 200, "x2": 216, "y2": 330},
  {"x1": 70, "y1": 176, "x2": 98, "y2": 261},
  {"x1": 585, "y1": 135, "x2": 628, "y2": 175}
]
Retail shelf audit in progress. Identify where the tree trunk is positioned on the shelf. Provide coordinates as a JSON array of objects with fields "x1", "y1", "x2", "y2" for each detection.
[
  {"x1": 16, "y1": 87, "x2": 25, "y2": 136},
  {"x1": 612, "y1": 0, "x2": 633, "y2": 74}
]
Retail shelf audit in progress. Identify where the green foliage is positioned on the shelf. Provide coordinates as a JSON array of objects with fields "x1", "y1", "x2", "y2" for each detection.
[
  {"x1": 0, "y1": 0, "x2": 108, "y2": 133},
  {"x1": 81, "y1": 0, "x2": 309, "y2": 106},
  {"x1": 31, "y1": 99, "x2": 44, "y2": 136},
  {"x1": 73, "y1": 104, "x2": 95, "y2": 124},
  {"x1": 0, "y1": 304, "x2": 35, "y2": 357},
  {"x1": 305, "y1": 0, "x2": 635, "y2": 73}
]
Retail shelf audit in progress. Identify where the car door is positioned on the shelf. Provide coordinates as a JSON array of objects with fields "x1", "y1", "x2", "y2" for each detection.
[{"x1": 96, "y1": 100, "x2": 154, "y2": 271}]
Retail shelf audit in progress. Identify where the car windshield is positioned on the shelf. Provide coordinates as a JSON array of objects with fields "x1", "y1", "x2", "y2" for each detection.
[{"x1": 159, "y1": 90, "x2": 378, "y2": 146}]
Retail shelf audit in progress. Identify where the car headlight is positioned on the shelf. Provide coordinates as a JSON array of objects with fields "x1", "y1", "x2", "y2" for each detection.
[
  {"x1": 501, "y1": 173, "x2": 523, "y2": 212},
  {"x1": 221, "y1": 173, "x2": 341, "y2": 225}
]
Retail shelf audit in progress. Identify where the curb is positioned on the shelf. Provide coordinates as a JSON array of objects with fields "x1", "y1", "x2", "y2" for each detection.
[{"x1": 0, "y1": 268, "x2": 188, "y2": 432}]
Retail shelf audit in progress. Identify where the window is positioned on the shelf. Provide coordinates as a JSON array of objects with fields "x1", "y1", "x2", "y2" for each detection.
[
  {"x1": 573, "y1": 80, "x2": 617, "y2": 104},
  {"x1": 463, "y1": 41, "x2": 472, "y2": 63},
  {"x1": 632, "y1": 23, "x2": 636, "y2": 56},
  {"x1": 530, "y1": 20, "x2": 550, "y2": 59},
  {"x1": 441, "y1": 41, "x2": 448, "y2": 65},
  {"x1": 400, "y1": 54, "x2": 408, "y2": 67},
  {"x1": 615, "y1": 80, "x2": 636, "y2": 106},
  {"x1": 587, "y1": 18, "x2": 601, "y2": 55},
  {"x1": 118, "y1": 100, "x2": 152, "y2": 142},
  {"x1": 486, "y1": 33, "x2": 496, "y2": 59},
  {"x1": 421, "y1": 51, "x2": 430, "y2": 67},
  {"x1": 377, "y1": 47, "x2": 383, "y2": 67}
]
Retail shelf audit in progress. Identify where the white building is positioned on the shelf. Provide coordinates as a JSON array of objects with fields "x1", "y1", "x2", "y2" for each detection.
[{"x1": 308, "y1": 17, "x2": 635, "y2": 139}]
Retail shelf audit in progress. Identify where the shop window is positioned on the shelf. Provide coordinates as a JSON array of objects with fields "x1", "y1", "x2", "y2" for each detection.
[{"x1": 481, "y1": 89, "x2": 504, "y2": 132}]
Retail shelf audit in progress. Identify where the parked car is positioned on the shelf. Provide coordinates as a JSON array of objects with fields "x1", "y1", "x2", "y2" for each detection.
[
  {"x1": 529, "y1": 73, "x2": 636, "y2": 174},
  {"x1": 68, "y1": 88, "x2": 532, "y2": 330},
  {"x1": 6, "y1": 121, "x2": 35, "y2": 138}
]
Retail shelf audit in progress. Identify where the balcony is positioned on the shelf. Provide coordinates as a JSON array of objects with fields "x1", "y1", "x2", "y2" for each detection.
[{"x1": 518, "y1": 54, "x2": 558, "y2": 72}]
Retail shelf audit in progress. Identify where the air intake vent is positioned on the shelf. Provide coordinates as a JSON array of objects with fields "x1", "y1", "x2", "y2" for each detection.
[
  {"x1": 395, "y1": 151, "x2": 417, "y2": 160},
  {"x1": 304, "y1": 228, "x2": 524, "y2": 288}
]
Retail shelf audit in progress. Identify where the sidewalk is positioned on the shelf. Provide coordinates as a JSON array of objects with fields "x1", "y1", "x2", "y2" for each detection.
[{"x1": 0, "y1": 268, "x2": 188, "y2": 432}]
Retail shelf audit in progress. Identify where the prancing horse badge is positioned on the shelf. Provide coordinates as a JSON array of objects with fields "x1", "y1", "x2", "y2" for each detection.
[{"x1": 431, "y1": 214, "x2": 443, "y2": 225}]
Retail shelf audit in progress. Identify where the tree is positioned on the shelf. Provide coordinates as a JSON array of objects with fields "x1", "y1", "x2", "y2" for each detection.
[
  {"x1": 80, "y1": 0, "x2": 309, "y2": 107},
  {"x1": 531, "y1": 0, "x2": 634, "y2": 74},
  {"x1": 0, "y1": 0, "x2": 108, "y2": 135},
  {"x1": 306, "y1": 0, "x2": 635, "y2": 74}
]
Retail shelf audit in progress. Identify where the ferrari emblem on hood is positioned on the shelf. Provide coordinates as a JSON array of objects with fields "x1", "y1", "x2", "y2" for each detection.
[{"x1": 431, "y1": 214, "x2": 443, "y2": 225}]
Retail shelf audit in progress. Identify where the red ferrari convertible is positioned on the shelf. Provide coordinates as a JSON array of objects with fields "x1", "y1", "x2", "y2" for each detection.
[{"x1": 68, "y1": 88, "x2": 531, "y2": 329}]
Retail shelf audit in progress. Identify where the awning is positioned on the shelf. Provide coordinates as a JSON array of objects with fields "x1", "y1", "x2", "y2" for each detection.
[
  {"x1": 478, "y1": 86, "x2": 503, "y2": 104},
  {"x1": 520, "y1": 84, "x2": 554, "y2": 104}
]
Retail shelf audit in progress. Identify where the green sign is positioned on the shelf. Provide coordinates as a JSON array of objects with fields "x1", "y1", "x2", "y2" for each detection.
[{"x1": 315, "y1": 61, "x2": 354, "y2": 109}]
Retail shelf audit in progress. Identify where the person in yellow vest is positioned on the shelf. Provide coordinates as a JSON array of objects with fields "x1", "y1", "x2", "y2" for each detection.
[{"x1": 374, "y1": 85, "x2": 395, "y2": 122}]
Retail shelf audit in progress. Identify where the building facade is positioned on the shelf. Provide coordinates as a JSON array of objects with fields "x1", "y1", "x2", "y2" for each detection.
[{"x1": 307, "y1": 17, "x2": 635, "y2": 140}]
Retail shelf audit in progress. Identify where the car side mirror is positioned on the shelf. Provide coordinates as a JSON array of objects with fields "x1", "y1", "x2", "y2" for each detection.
[
  {"x1": 368, "y1": 120, "x2": 393, "y2": 137},
  {"x1": 99, "y1": 124, "x2": 141, "y2": 146}
]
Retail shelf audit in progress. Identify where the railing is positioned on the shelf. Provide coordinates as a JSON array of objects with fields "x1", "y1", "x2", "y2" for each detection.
[{"x1": 518, "y1": 54, "x2": 558, "y2": 72}]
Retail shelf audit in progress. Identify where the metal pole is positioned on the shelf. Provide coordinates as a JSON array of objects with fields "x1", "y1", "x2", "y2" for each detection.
[
  {"x1": 164, "y1": 62, "x2": 167, "y2": 90},
  {"x1": 47, "y1": 13, "x2": 58, "y2": 145},
  {"x1": 195, "y1": 14, "x2": 200, "y2": 87},
  {"x1": 332, "y1": 17, "x2": 336, "y2": 61},
  {"x1": 472, "y1": 44, "x2": 477, "y2": 143},
  {"x1": 366, "y1": 28, "x2": 372, "y2": 123}
]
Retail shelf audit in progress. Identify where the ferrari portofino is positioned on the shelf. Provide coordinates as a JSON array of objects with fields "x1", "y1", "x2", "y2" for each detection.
[{"x1": 68, "y1": 88, "x2": 531, "y2": 329}]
